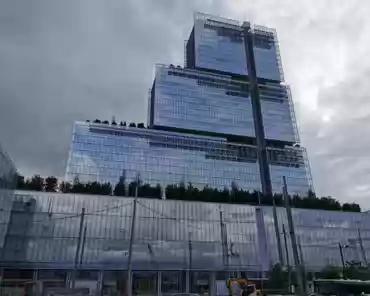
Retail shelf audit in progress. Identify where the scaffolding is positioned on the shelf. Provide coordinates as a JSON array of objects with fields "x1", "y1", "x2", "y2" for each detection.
[
  {"x1": 266, "y1": 146, "x2": 305, "y2": 167},
  {"x1": 286, "y1": 86, "x2": 301, "y2": 144},
  {"x1": 302, "y1": 147, "x2": 315, "y2": 193},
  {"x1": 266, "y1": 145, "x2": 314, "y2": 193},
  {"x1": 155, "y1": 64, "x2": 249, "y2": 96},
  {"x1": 194, "y1": 12, "x2": 241, "y2": 29}
]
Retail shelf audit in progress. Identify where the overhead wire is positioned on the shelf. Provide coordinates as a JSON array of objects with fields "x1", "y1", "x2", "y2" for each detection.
[{"x1": 0, "y1": 199, "x2": 133, "y2": 226}]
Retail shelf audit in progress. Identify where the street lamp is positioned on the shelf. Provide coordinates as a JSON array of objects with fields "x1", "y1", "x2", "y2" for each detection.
[{"x1": 338, "y1": 243, "x2": 349, "y2": 278}]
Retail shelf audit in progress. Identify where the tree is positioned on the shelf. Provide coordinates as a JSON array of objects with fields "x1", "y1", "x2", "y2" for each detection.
[
  {"x1": 101, "y1": 182, "x2": 113, "y2": 195},
  {"x1": 71, "y1": 176, "x2": 85, "y2": 193},
  {"x1": 137, "y1": 122, "x2": 145, "y2": 128},
  {"x1": 9, "y1": 172, "x2": 363, "y2": 213},
  {"x1": 342, "y1": 203, "x2": 361, "y2": 212},
  {"x1": 60, "y1": 181, "x2": 72, "y2": 193},
  {"x1": 16, "y1": 174, "x2": 26, "y2": 190},
  {"x1": 102, "y1": 120, "x2": 109, "y2": 125},
  {"x1": 93, "y1": 119, "x2": 101, "y2": 123},
  {"x1": 114, "y1": 172, "x2": 126, "y2": 197},
  {"x1": 29, "y1": 175, "x2": 44, "y2": 191},
  {"x1": 266, "y1": 264, "x2": 290, "y2": 291},
  {"x1": 128, "y1": 122, "x2": 136, "y2": 128},
  {"x1": 45, "y1": 176, "x2": 58, "y2": 192},
  {"x1": 316, "y1": 265, "x2": 341, "y2": 279}
]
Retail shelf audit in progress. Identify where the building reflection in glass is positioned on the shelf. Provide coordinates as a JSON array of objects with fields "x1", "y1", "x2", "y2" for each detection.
[{"x1": 0, "y1": 191, "x2": 369, "y2": 273}]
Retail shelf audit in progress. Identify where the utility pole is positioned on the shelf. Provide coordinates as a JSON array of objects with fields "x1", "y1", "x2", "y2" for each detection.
[
  {"x1": 127, "y1": 173, "x2": 139, "y2": 296},
  {"x1": 189, "y1": 231, "x2": 193, "y2": 272},
  {"x1": 219, "y1": 206, "x2": 229, "y2": 271},
  {"x1": 187, "y1": 231, "x2": 193, "y2": 293},
  {"x1": 79, "y1": 226, "x2": 87, "y2": 265},
  {"x1": 72, "y1": 207, "x2": 85, "y2": 288},
  {"x1": 282, "y1": 177, "x2": 305, "y2": 296},
  {"x1": 273, "y1": 195, "x2": 284, "y2": 265},
  {"x1": 282, "y1": 224, "x2": 291, "y2": 292},
  {"x1": 257, "y1": 191, "x2": 261, "y2": 205},
  {"x1": 358, "y1": 228, "x2": 368, "y2": 266},
  {"x1": 298, "y1": 236, "x2": 307, "y2": 292},
  {"x1": 338, "y1": 243, "x2": 346, "y2": 279}
]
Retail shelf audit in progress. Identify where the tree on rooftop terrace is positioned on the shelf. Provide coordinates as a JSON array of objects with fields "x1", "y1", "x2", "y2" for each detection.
[
  {"x1": 128, "y1": 177, "x2": 141, "y2": 196},
  {"x1": 128, "y1": 122, "x2": 136, "y2": 127},
  {"x1": 71, "y1": 176, "x2": 85, "y2": 193},
  {"x1": 93, "y1": 119, "x2": 101, "y2": 123},
  {"x1": 137, "y1": 122, "x2": 145, "y2": 128},
  {"x1": 342, "y1": 202, "x2": 361, "y2": 212},
  {"x1": 114, "y1": 172, "x2": 126, "y2": 197},
  {"x1": 16, "y1": 174, "x2": 26, "y2": 189},
  {"x1": 13, "y1": 173, "x2": 362, "y2": 212},
  {"x1": 60, "y1": 181, "x2": 72, "y2": 193},
  {"x1": 138, "y1": 183, "x2": 162, "y2": 199},
  {"x1": 45, "y1": 176, "x2": 58, "y2": 192},
  {"x1": 29, "y1": 174, "x2": 44, "y2": 191},
  {"x1": 100, "y1": 182, "x2": 113, "y2": 195}
]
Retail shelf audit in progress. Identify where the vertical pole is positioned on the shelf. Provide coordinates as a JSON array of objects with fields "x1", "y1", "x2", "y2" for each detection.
[
  {"x1": 72, "y1": 207, "x2": 85, "y2": 288},
  {"x1": 282, "y1": 177, "x2": 304, "y2": 296},
  {"x1": 79, "y1": 226, "x2": 87, "y2": 265},
  {"x1": 257, "y1": 191, "x2": 261, "y2": 205},
  {"x1": 339, "y1": 243, "x2": 345, "y2": 279},
  {"x1": 209, "y1": 272, "x2": 216, "y2": 296},
  {"x1": 157, "y1": 271, "x2": 162, "y2": 296},
  {"x1": 0, "y1": 268, "x2": 3, "y2": 295},
  {"x1": 32, "y1": 269, "x2": 38, "y2": 281},
  {"x1": 282, "y1": 224, "x2": 291, "y2": 292},
  {"x1": 186, "y1": 271, "x2": 190, "y2": 293},
  {"x1": 219, "y1": 206, "x2": 229, "y2": 271},
  {"x1": 127, "y1": 173, "x2": 139, "y2": 296},
  {"x1": 188, "y1": 231, "x2": 193, "y2": 292},
  {"x1": 97, "y1": 270, "x2": 104, "y2": 296},
  {"x1": 358, "y1": 228, "x2": 368, "y2": 266},
  {"x1": 273, "y1": 195, "x2": 284, "y2": 265},
  {"x1": 298, "y1": 236, "x2": 307, "y2": 291}
]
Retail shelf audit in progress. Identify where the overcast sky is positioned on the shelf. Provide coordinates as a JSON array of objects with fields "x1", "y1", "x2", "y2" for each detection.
[{"x1": 1, "y1": 0, "x2": 370, "y2": 207}]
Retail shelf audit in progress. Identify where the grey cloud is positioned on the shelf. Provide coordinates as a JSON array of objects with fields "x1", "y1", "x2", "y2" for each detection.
[{"x1": 1, "y1": 0, "x2": 370, "y2": 208}]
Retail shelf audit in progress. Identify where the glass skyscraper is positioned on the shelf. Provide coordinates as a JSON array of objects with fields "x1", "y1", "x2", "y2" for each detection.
[
  {"x1": 66, "y1": 12, "x2": 313, "y2": 197},
  {"x1": 0, "y1": 144, "x2": 17, "y2": 190}
]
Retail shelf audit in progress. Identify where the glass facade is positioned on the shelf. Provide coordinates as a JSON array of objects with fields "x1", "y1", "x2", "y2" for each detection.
[
  {"x1": 267, "y1": 147, "x2": 312, "y2": 195},
  {"x1": 1, "y1": 191, "x2": 368, "y2": 272},
  {"x1": 259, "y1": 83, "x2": 298, "y2": 143},
  {"x1": 266, "y1": 206, "x2": 370, "y2": 270},
  {"x1": 0, "y1": 144, "x2": 17, "y2": 189},
  {"x1": 0, "y1": 144, "x2": 17, "y2": 251},
  {"x1": 152, "y1": 65, "x2": 255, "y2": 138},
  {"x1": 253, "y1": 27, "x2": 283, "y2": 81},
  {"x1": 66, "y1": 122, "x2": 261, "y2": 192},
  {"x1": 192, "y1": 13, "x2": 248, "y2": 76}
]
